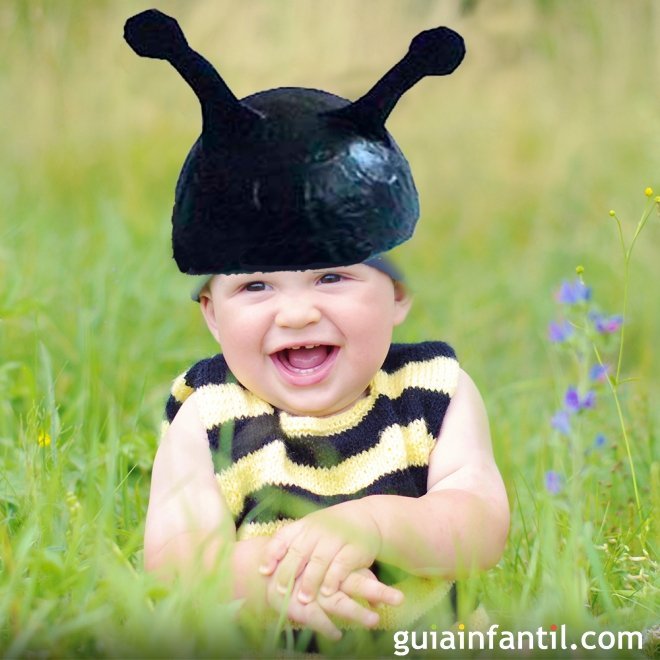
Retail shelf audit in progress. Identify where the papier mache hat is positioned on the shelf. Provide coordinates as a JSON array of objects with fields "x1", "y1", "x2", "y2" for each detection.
[{"x1": 124, "y1": 9, "x2": 465, "y2": 275}]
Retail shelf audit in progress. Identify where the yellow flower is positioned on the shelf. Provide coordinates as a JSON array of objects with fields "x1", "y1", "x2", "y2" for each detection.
[
  {"x1": 37, "y1": 431, "x2": 51, "y2": 447},
  {"x1": 655, "y1": 196, "x2": 660, "y2": 204},
  {"x1": 609, "y1": 209, "x2": 616, "y2": 217},
  {"x1": 645, "y1": 187, "x2": 653, "y2": 197},
  {"x1": 65, "y1": 491, "x2": 81, "y2": 513},
  {"x1": 575, "y1": 265, "x2": 584, "y2": 275}
]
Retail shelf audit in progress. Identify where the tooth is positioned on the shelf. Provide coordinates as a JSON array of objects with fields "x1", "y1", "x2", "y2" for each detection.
[{"x1": 304, "y1": 345, "x2": 316, "y2": 349}]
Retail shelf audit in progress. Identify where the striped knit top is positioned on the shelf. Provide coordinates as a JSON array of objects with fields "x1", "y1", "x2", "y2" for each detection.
[{"x1": 164, "y1": 341, "x2": 460, "y2": 627}]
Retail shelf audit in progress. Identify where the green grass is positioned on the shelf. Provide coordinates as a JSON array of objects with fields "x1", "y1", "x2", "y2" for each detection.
[{"x1": 1, "y1": 0, "x2": 658, "y2": 656}]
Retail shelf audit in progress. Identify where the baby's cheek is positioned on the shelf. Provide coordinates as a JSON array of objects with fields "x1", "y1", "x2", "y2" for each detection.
[
  {"x1": 218, "y1": 314, "x2": 262, "y2": 355},
  {"x1": 218, "y1": 333, "x2": 263, "y2": 388},
  {"x1": 354, "y1": 324, "x2": 392, "y2": 366}
]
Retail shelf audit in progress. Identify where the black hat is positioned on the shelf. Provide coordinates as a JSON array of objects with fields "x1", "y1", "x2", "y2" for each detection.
[{"x1": 124, "y1": 10, "x2": 465, "y2": 275}]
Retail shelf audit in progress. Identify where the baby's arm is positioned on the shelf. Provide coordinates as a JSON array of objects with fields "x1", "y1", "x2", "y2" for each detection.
[
  {"x1": 144, "y1": 394, "x2": 268, "y2": 601},
  {"x1": 145, "y1": 395, "x2": 400, "y2": 637},
  {"x1": 354, "y1": 368, "x2": 510, "y2": 578},
  {"x1": 263, "y1": 369, "x2": 510, "y2": 599}
]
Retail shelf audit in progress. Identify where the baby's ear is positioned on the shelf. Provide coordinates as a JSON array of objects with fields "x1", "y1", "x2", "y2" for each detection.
[
  {"x1": 199, "y1": 293, "x2": 221, "y2": 342},
  {"x1": 393, "y1": 281, "x2": 412, "y2": 326}
]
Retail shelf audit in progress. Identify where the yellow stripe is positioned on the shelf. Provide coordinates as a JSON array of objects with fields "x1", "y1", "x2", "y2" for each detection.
[
  {"x1": 216, "y1": 419, "x2": 435, "y2": 518},
  {"x1": 237, "y1": 519, "x2": 296, "y2": 541},
  {"x1": 171, "y1": 372, "x2": 194, "y2": 403},
  {"x1": 280, "y1": 387, "x2": 377, "y2": 438},
  {"x1": 195, "y1": 382, "x2": 273, "y2": 430},
  {"x1": 374, "y1": 355, "x2": 459, "y2": 400},
  {"x1": 280, "y1": 355, "x2": 459, "y2": 437}
]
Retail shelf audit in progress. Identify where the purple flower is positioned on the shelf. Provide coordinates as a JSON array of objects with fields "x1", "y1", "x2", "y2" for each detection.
[
  {"x1": 581, "y1": 391, "x2": 596, "y2": 409},
  {"x1": 556, "y1": 279, "x2": 592, "y2": 305},
  {"x1": 564, "y1": 387, "x2": 596, "y2": 413},
  {"x1": 565, "y1": 387, "x2": 580, "y2": 412},
  {"x1": 548, "y1": 320, "x2": 574, "y2": 343},
  {"x1": 589, "y1": 364, "x2": 610, "y2": 382},
  {"x1": 590, "y1": 313, "x2": 623, "y2": 334},
  {"x1": 551, "y1": 410, "x2": 571, "y2": 435},
  {"x1": 545, "y1": 470, "x2": 563, "y2": 495},
  {"x1": 594, "y1": 434, "x2": 606, "y2": 448}
]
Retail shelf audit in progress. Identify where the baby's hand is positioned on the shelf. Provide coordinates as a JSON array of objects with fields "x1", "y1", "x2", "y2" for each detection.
[
  {"x1": 260, "y1": 501, "x2": 382, "y2": 604},
  {"x1": 266, "y1": 567, "x2": 403, "y2": 640}
]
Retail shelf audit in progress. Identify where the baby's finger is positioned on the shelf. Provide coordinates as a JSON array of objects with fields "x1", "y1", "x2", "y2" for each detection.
[
  {"x1": 320, "y1": 545, "x2": 369, "y2": 597},
  {"x1": 320, "y1": 589, "x2": 379, "y2": 629},
  {"x1": 259, "y1": 524, "x2": 301, "y2": 575},
  {"x1": 341, "y1": 571, "x2": 404, "y2": 607},
  {"x1": 259, "y1": 536, "x2": 289, "y2": 576},
  {"x1": 268, "y1": 580, "x2": 342, "y2": 642},
  {"x1": 273, "y1": 543, "x2": 311, "y2": 594},
  {"x1": 303, "y1": 602, "x2": 343, "y2": 641},
  {"x1": 298, "y1": 539, "x2": 344, "y2": 604}
]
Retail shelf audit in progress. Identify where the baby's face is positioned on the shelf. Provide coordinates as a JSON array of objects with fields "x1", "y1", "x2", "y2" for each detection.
[{"x1": 200, "y1": 264, "x2": 410, "y2": 417}]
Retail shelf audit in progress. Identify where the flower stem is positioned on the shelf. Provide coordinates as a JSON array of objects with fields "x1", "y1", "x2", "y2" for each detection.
[
  {"x1": 627, "y1": 199, "x2": 655, "y2": 259},
  {"x1": 604, "y1": 199, "x2": 656, "y2": 531},
  {"x1": 594, "y1": 345, "x2": 643, "y2": 528},
  {"x1": 612, "y1": 214, "x2": 627, "y2": 384},
  {"x1": 613, "y1": 199, "x2": 653, "y2": 385},
  {"x1": 615, "y1": 260, "x2": 629, "y2": 385}
]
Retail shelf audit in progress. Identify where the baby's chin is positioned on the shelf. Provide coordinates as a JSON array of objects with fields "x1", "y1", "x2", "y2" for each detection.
[{"x1": 266, "y1": 388, "x2": 370, "y2": 418}]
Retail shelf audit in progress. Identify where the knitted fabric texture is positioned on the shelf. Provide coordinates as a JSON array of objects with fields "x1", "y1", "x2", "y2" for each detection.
[{"x1": 164, "y1": 341, "x2": 459, "y2": 628}]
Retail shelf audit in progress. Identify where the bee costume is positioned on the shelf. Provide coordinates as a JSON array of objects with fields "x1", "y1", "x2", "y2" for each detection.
[
  {"x1": 125, "y1": 7, "x2": 465, "y2": 631},
  {"x1": 164, "y1": 341, "x2": 460, "y2": 629}
]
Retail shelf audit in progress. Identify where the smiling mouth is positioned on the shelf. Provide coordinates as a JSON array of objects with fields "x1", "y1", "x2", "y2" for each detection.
[
  {"x1": 275, "y1": 345, "x2": 334, "y2": 372},
  {"x1": 271, "y1": 345, "x2": 340, "y2": 384}
]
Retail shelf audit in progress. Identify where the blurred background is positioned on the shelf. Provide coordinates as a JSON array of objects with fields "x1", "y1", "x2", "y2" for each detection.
[
  {"x1": 3, "y1": 0, "x2": 658, "y2": 482},
  {"x1": 0, "y1": 0, "x2": 658, "y2": 655}
]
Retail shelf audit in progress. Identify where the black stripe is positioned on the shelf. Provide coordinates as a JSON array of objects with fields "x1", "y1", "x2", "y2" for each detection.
[
  {"x1": 280, "y1": 389, "x2": 451, "y2": 466},
  {"x1": 380, "y1": 341, "x2": 456, "y2": 374},
  {"x1": 235, "y1": 465, "x2": 428, "y2": 528},
  {"x1": 215, "y1": 388, "x2": 450, "y2": 467},
  {"x1": 184, "y1": 353, "x2": 229, "y2": 388},
  {"x1": 232, "y1": 415, "x2": 281, "y2": 460},
  {"x1": 164, "y1": 353, "x2": 230, "y2": 424},
  {"x1": 165, "y1": 395, "x2": 181, "y2": 424}
]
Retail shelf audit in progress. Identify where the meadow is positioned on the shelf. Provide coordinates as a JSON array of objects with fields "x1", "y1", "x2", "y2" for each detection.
[{"x1": 0, "y1": 1, "x2": 658, "y2": 657}]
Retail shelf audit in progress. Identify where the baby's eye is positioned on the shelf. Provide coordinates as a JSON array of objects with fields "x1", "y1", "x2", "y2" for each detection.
[
  {"x1": 243, "y1": 281, "x2": 267, "y2": 292},
  {"x1": 318, "y1": 273, "x2": 343, "y2": 285}
]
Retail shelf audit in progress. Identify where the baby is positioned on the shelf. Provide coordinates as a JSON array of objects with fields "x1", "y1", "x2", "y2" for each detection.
[
  {"x1": 144, "y1": 257, "x2": 509, "y2": 639},
  {"x1": 124, "y1": 8, "x2": 509, "y2": 642}
]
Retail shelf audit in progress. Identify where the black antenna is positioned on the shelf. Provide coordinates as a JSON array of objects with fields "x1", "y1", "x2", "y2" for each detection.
[
  {"x1": 325, "y1": 27, "x2": 465, "y2": 134},
  {"x1": 124, "y1": 9, "x2": 261, "y2": 145}
]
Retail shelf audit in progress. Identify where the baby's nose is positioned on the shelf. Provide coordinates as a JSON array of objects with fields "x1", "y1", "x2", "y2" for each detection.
[{"x1": 274, "y1": 295, "x2": 322, "y2": 328}]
